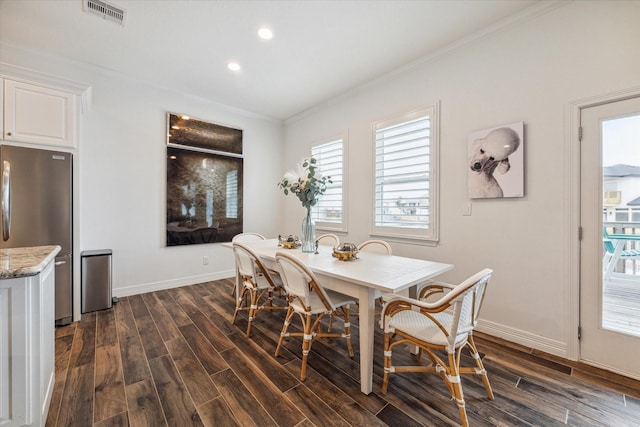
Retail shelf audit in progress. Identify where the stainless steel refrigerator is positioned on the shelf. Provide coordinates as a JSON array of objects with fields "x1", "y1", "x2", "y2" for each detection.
[{"x1": 1, "y1": 145, "x2": 73, "y2": 325}]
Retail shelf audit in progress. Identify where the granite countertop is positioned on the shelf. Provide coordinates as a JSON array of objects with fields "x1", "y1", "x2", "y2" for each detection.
[{"x1": 0, "y1": 245, "x2": 62, "y2": 279}]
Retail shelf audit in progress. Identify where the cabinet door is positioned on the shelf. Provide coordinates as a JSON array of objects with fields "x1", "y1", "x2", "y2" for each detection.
[
  {"x1": 4, "y1": 80, "x2": 75, "y2": 148},
  {"x1": 0, "y1": 277, "x2": 30, "y2": 427},
  {"x1": 0, "y1": 264, "x2": 54, "y2": 427},
  {"x1": 39, "y1": 261, "x2": 55, "y2": 422}
]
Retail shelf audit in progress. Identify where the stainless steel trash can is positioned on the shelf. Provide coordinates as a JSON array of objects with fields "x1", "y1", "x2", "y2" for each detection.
[{"x1": 81, "y1": 249, "x2": 113, "y2": 313}]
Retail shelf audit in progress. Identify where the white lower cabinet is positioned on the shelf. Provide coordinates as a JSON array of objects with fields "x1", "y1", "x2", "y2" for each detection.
[{"x1": 0, "y1": 260, "x2": 55, "y2": 427}]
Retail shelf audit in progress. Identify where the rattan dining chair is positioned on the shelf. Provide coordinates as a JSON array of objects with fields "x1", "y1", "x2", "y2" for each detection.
[
  {"x1": 232, "y1": 232, "x2": 267, "y2": 243},
  {"x1": 357, "y1": 239, "x2": 392, "y2": 255},
  {"x1": 358, "y1": 240, "x2": 393, "y2": 304},
  {"x1": 274, "y1": 250, "x2": 355, "y2": 380},
  {"x1": 316, "y1": 233, "x2": 340, "y2": 247},
  {"x1": 232, "y1": 242, "x2": 286, "y2": 337},
  {"x1": 230, "y1": 232, "x2": 269, "y2": 295},
  {"x1": 380, "y1": 268, "x2": 494, "y2": 427}
]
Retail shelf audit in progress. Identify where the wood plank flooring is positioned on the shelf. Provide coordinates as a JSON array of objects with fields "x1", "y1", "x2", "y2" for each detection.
[
  {"x1": 47, "y1": 278, "x2": 640, "y2": 426},
  {"x1": 603, "y1": 276, "x2": 640, "y2": 337}
]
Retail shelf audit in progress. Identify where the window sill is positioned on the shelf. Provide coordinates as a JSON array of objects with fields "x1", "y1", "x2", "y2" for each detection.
[{"x1": 369, "y1": 231, "x2": 439, "y2": 247}]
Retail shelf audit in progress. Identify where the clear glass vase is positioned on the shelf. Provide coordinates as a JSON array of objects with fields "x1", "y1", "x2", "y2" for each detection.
[{"x1": 301, "y1": 207, "x2": 316, "y2": 253}]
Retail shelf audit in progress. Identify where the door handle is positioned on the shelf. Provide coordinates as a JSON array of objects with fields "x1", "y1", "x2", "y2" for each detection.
[
  {"x1": 55, "y1": 261, "x2": 67, "y2": 266},
  {"x1": 1, "y1": 160, "x2": 10, "y2": 241}
]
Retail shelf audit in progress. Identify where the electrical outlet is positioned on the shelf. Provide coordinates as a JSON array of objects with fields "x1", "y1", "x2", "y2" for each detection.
[
  {"x1": 463, "y1": 203, "x2": 472, "y2": 216},
  {"x1": 203, "y1": 256, "x2": 209, "y2": 265}
]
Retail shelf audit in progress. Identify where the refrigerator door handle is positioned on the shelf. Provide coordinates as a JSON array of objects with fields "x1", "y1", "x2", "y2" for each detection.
[{"x1": 1, "y1": 160, "x2": 10, "y2": 241}]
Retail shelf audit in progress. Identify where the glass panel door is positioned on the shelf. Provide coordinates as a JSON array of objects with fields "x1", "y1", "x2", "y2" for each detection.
[
  {"x1": 601, "y1": 113, "x2": 640, "y2": 337},
  {"x1": 580, "y1": 96, "x2": 640, "y2": 379}
]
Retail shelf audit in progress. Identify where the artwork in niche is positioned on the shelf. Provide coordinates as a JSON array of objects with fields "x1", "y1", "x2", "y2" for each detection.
[
  {"x1": 168, "y1": 113, "x2": 243, "y2": 154},
  {"x1": 468, "y1": 121, "x2": 524, "y2": 199},
  {"x1": 166, "y1": 114, "x2": 243, "y2": 246}
]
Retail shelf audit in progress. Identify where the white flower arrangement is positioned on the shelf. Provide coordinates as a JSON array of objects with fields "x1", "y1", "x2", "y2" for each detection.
[{"x1": 278, "y1": 157, "x2": 331, "y2": 209}]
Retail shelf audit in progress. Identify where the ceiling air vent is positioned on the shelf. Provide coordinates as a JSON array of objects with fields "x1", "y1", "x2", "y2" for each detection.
[{"x1": 83, "y1": 0, "x2": 126, "y2": 26}]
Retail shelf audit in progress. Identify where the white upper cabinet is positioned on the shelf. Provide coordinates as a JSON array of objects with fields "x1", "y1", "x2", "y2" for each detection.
[{"x1": 3, "y1": 79, "x2": 76, "y2": 148}]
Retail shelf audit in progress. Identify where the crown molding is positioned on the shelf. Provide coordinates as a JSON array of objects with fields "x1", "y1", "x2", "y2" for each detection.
[{"x1": 0, "y1": 62, "x2": 92, "y2": 113}]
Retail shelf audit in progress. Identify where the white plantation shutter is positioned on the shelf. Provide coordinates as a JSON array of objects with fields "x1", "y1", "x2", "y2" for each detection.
[
  {"x1": 374, "y1": 105, "x2": 439, "y2": 241},
  {"x1": 311, "y1": 138, "x2": 345, "y2": 230}
]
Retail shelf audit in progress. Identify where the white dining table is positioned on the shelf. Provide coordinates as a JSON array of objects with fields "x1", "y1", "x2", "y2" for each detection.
[{"x1": 230, "y1": 239, "x2": 453, "y2": 394}]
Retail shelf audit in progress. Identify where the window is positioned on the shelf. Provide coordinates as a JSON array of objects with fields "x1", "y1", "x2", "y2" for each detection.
[
  {"x1": 226, "y1": 170, "x2": 238, "y2": 218},
  {"x1": 615, "y1": 208, "x2": 629, "y2": 222},
  {"x1": 373, "y1": 104, "x2": 439, "y2": 242},
  {"x1": 603, "y1": 181, "x2": 618, "y2": 192},
  {"x1": 311, "y1": 136, "x2": 346, "y2": 232}
]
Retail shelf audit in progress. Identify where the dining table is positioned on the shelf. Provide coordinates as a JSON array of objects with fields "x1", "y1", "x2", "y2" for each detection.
[{"x1": 229, "y1": 238, "x2": 453, "y2": 394}]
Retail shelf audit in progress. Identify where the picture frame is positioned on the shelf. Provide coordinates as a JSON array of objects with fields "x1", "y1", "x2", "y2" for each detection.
[
  {"x1": 168, "y1": 113, "x2": 243, "y2": 154},
  {"x1": 166, "y1": 113, "x2": 243, "y2": 246},
  {"x1": 468, "y1": 121, "x2": 524, "y2": 199}
]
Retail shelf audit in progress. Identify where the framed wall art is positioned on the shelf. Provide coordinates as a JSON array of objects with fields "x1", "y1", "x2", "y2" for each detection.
[
  {"x1": 468, "y1": 121, "x2": 524, "y2": 199},
  {"x1": 166, "y1": 113, "x2": 243, "y2": 246}
]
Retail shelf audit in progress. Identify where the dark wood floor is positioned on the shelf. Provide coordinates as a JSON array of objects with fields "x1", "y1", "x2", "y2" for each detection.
[{"x1": 47, "y1": 278, "x2": 640, "y2": 426}]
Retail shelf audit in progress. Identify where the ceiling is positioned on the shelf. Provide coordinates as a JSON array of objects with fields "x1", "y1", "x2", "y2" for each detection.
[{"x1": 0, "y1": 0, "x2": 541, "y2": 121}]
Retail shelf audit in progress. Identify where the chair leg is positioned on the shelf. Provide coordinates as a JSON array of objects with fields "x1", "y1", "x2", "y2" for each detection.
[
  {"x1": 343, "y1": 307, "x2": 354, "y2": 357},
  {"x1": 466, "y1": 336, "x2": 494, "y2": 400},
  {"x1": 275, "y1": 306, "x2": 295, "y2": 356},
  {"x1": 300, "y1": 313, "x2": 313, "y2": 381},
  {"x1": 232, "y1": 287, "x2": 248, "y2": 325},
  {"x1": 245, "y1": 288, "x2": 258, "y2": 337},
  {"x1": 265, "y1": 289, "x2": 274, "y2": 308},
  {"x1": 447, "y1": 352, "x2": 469, "y2": 427},
  {"x1": 381, "y1": 332, "x2": 392, "y2": 394}
]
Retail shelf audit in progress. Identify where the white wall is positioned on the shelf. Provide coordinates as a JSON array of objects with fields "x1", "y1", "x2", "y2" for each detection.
[
  {"x1": 282, "y1": 1, "x2": 640, "y2": 356},
  {"x1": 0, "y1": 45, "x2": 285, "y2": 320},
  {"x1": 2, "y1": 1, "x2": 639, "y2": 358}
]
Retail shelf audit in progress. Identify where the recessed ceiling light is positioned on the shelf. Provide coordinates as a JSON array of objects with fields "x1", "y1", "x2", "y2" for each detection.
[
  {"x1": 227, "y1": 62, "x2": 241, "y2": 71},
  {"x1": 258, "y1": 27, "x2": 273, "y2": 40}
]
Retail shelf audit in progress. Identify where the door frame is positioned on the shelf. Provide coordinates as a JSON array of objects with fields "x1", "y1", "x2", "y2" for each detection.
[{"x1": 566, "y1": 86, "x2": 640, "y2": 363}]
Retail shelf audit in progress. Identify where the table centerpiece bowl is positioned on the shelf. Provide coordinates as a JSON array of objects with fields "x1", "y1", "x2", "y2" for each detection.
[{"x1": 332, "y1": 242, "x2": 359, "y2": 261}]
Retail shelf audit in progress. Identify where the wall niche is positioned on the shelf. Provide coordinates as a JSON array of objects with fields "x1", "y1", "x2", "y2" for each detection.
[{"x1": 166, "y1": 113, "x2": 243, "y2": 246}]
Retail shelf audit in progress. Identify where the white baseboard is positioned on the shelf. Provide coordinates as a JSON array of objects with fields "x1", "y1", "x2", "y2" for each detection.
[
  {"x1": 113, "y1": 270, "x2": 235, "y2": 297},
  {"x1": 477, "y1": 318, "x2": 569, "y2": 359}
]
